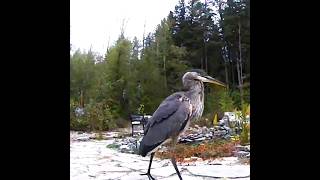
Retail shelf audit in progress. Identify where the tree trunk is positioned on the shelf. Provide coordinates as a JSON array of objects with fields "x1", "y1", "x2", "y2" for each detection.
[
  {"x1": 201, "y1": 56, "x2": 203, "y2": 70},
  {"x1": 80, "y1": 90, "x2": 84, "y2": 108},
  {"x1": 230, "y1": 60, "x2": 235, "y2": 88},
  {"x1": 238, "y1": 20, "x2": 244, "y2": 107},
  {"x1": 156, "y1": 41, "x2": 159, "y2": 57},
  {"x1": 205, "y1": 42, "x2": 208, "y2": 73},
  {"x1": 224, "y1": 60, "x2": 229, "y2": 89},
  {"x1": 204, "y1": 0, "x2": 208, "y2": 73},
  {"x1": 163, "y1": 55, "x2": 167, "y2": 90},
  {"x1": 218, "y1": 1, "x2": 229, "y2": 88}
]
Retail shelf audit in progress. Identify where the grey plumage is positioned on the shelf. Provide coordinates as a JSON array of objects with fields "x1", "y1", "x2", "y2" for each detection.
[
  {"x1": 139, "y1": 93, "x2": 191, "y2": 157},
  {"x1": 138, "y1": 69, "x2": 226, "y2": 180}
]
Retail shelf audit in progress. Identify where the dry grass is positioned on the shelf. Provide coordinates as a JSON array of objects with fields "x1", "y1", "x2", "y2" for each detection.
[{"x1": 155, "y1": 139, "x2": 240, "y2": 162}]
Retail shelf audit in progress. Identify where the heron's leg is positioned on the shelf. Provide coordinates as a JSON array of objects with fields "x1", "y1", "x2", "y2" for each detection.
[
  {"x1": 169, "y1": 138, "x2": 183, "y2": 180},
  {"x1": 140, "y1": 152, "x2": 155, "y2": 180},
  {"x1": 170, "y1": 157, "x2": 183, "y2": 180}
]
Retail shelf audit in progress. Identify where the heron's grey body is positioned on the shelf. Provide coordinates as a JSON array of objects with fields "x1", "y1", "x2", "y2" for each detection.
[
  {"x1": 139, "y1": 77, "x2": 204, "y2": 157},
  {"x1": 138, "y1": 70, "x2": 225, "y2": 180}
]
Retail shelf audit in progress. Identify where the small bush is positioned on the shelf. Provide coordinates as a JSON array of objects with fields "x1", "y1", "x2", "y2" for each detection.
[
  {"x1": 156, "y1": 140, "x2": 239, "y2": 162},
  {"x1": 70, "y1": 100, "x2": 90, "y2": 131},
  {"x1": 70, "y1": 100, "x2": 117, "y2": 131},
  {"x1": 106, "y1": 144, "x2": 120, "y2": 149},
  {"x1": 115, "y1": 117, "x2": 130, "y2": 128},
  {"x1": 219, "y1": 91, "x2": 235, "y2": 112},
  {"x1": 240, "y1": 122, "x2": 249, "y2": 145}
]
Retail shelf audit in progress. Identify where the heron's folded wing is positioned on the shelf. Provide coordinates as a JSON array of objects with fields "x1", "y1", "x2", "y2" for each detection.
[{"x1": 142, "y1": 93, "x2": 191, "y2": 146}]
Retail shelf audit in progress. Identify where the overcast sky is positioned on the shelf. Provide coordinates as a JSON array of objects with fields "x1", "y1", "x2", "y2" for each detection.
[{"x1": 70, "y1": 0, "x2": 180, "y2": 55}]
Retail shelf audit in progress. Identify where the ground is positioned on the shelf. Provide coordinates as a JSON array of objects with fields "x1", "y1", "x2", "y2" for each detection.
[{"x1": 70, "y1": 132, "x2": 250, "y2": 180}]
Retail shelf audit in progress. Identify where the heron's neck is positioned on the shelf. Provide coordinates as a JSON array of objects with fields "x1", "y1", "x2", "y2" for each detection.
[
  {"x1": 187, "y1": 84, "x2": 204, "y2": 99},
  {"x1": 185, "y1": 82, "x2": 205, "y2": 119}
]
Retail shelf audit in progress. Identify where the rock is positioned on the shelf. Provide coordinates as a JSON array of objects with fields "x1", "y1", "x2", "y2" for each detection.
[
  {"x1": 236, "y1": 151, "x2": 250, "y2": 158},
  {"x1": 205, "y1": 133, "x2": 212, "y2": 138},
  {"x1": 120, "y1": 145, "x2": 130, "y2": 151},
  {"x1": 71, "y1": 138, "x2": 250, "y2": 180},
  {"x1": 245, "y1": 145, "x2": 250, "y2": 151},
  {"x1": 202, "y1": 126, "x2": 209, "y2": 132},
  {"x1": 190, "y1": 156, "x2": 199, "y2": 161},
  {"x1": 194, "y1": 137, "x2": 206, "y2": 141},
  {"x1": 179, "y1": 138, "x2": 194, "y2": 143},
  {"x1": 101, "y1": 172, "x2": 127, "y2": 179},
  {"x1": 106, "y1": 136, "x2": 141, "y2": 154},
  {"x1": 128, "y1": 137, "x2": 137, "y2": 143},
  {"x1": 120, "y1": 172, "x2": 147, "y2": 180},
  {"x1": 184, "y1": 158, "x2": 191, "y2": 163},
  {"x1": 76, "y1": 136, "x2": 90, "y2": 141},
  {"x1": 149, "y1": 166, "x2": 179, "y2": 177},
  {"x1": 235, "y1": 145, "x2": 250, "y2": 152},
  {"x1": 197, "y1": 157, "x2": 203, "y2": 161},
  {"x1": 105, "y1": 132, "x2": 119, "y2": 138},
  {"x1": 187, "y1": 164, "x2": 250, "y2": 178}
]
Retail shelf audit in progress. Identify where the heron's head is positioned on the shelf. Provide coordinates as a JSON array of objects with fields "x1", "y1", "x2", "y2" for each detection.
[{"x1": 182, "y1": 69, "x2": 226, "y2": 89}]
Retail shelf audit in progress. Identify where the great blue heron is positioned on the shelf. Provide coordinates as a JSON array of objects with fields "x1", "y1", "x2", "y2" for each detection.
[{"x1": 138, "y1": 69, "x2": 226, "y2": 180}]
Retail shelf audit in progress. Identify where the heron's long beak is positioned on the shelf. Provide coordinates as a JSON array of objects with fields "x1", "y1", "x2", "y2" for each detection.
[{"x1": 197, "y1": 75, "x2": 226, "y2": 87}]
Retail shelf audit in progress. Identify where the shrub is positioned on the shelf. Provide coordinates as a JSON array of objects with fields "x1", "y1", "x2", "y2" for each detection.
[
  {"x1": 156, "y1": 140, "x2": 239, "y2": 162},
  {"x1": 70, "y1": 100, "x2": 117, "y2": 131}
]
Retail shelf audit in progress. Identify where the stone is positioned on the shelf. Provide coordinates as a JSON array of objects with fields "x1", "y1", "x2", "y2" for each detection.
[
  {"x1": 103, "y1": 165, "x2": 131, "y2": 172},
  {"x1": 184, "y1": 158, "x2": 191, "y2": 163},
  {"x1": 161, "y1": 175, "x2": 204, "y2": 180},
  {"x1": 101, "y1": 172, "x2": 127, "y2": 179},
  {"x1": 71, "y1": 133, "x2": 250, "y2": 180},
  {"x1": 245, "y1": 145, "x2": 250, "y2": 151},
  {"x1": 206, "y1": 157, "x2": 239, "y2": 165},
  {"x1": 148, "y1": 166, "x2": 179, "y2": 177},
  {"x1": 120, "y1": 172, "x2": 147, "y2": 180},
  {"x1": 194, "y1": 137, "x2": 206, "y2": 141},
  {"x1": 119, "y1": 158, "x2": 163, "y2": 170},
  {"x1": 187, "y1": 164, "x2": 250, "y2": 178},
  {"x1": 236, "y1": 151, "x2": 250, "y2": 158},
  {"x1": 190, "y1": 156, "x2": 198, "y2": 161},
  {"x1": 76, "y1": 136, "x2": 90, "y2": 141},
  {"x1": 235, "y1": 145, "x2": 250, "y2": 152},
  {"x1": 205, "y1": 133, "x2": 212, "y2": 138}
]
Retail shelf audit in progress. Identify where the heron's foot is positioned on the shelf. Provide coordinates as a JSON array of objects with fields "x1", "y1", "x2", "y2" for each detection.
[{"x1": 140, "y1": 172, "x2": 155, "y2": 180}]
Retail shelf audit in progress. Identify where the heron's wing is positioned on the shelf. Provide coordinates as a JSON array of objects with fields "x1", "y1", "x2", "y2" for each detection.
[
  {"x1": 139, "y1": 93, "x2": 192, "y2": 156},
  {"x1": 144, "y1": 93, "x2": 189, "y2": 133}
]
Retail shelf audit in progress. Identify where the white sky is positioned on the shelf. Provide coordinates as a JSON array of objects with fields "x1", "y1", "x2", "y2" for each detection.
[{"x1": 70, "y1": 0, "x2": 180, "y2": 55}]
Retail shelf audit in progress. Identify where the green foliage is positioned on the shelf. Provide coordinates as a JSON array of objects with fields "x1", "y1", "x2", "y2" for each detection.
[
  {"x1": 86, "y1": 101, "x2": 116, "y2": 131},
  {"x1": 103, "y1": 37, "x2": 133, "y2": 117},
  {"x1": 70, "y1": 100, "x2": 116, "y2": 131},
  {"x1": 70, "y1": 49, "x2": 98, "y2": 102},
  {"x1": 219, "y1": 91, "x2": 235, "y2": 112},
  {"x1": 230, "y1": 90, "x2": 241, "y2": 109},
  {"x1": 137, "y1": 104, "x2": 145, "y2": 115},
  {"x1": 106, "y1": 143, "x2": 120, "y2": 149},
  {"x1": 70, "y1": 0, "x2": 250, "y2": 131},
  {"x1": 240, "y1": 122, "x2": 249, "y2": 145},
  {"x1": 243, "y1": 87, "x2": 250, "y2": 104}
]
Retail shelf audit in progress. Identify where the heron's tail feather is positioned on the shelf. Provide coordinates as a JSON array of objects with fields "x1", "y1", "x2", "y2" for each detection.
[{"x1": 139, "y1": 139, "x2": 163, "y2": 157}]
